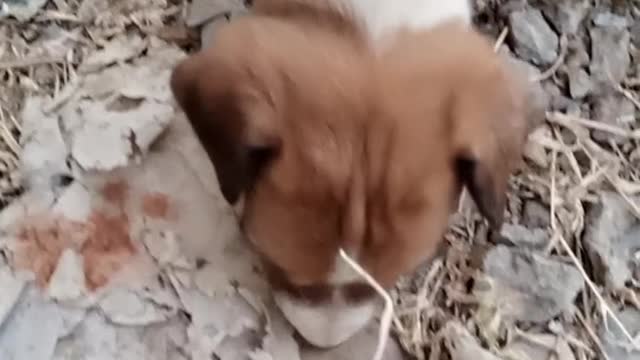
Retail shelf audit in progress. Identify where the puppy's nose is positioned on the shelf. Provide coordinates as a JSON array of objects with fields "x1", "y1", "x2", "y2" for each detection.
[{"x1": 273, "y1": 290, "x2": 378, "y2": 348}]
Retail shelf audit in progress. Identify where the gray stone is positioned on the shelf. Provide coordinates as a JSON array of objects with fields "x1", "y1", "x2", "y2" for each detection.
[
  {"x1": 523, "y1": 200, "x2": 550, "y2": 229},
  {"x1": 476, "y1": 245, "x2": 584, "y2": 324},
  {"x1": 566, "y1": 38, "x2": 590, "y2": 68},
  {"x1": 201, "y1": 8, "x2": 249, "y2": 49},
  {"x1": 568, "y1": 66, "x2": 592, "y2": 99},
  {"x1": 499, "y1": 48, "x2": 549, "y2": 128},
  {"x1": 186, "y1": 0, "x2": 246, "y2": 27},
  {"x1": 600, "y1": 309, "x2": 640, "y2": 360},
  {"x1": 584, "y1": 192, "x2": 640, "y2": 289},
  {"x1": 593, "y1": 12, "x2": 630, "y2": 29},
  {"x1": 500, "y1": 223, "x2": 548, "y2": 249},
  {"x1": 509, "y1": 8, "x2": 560, "y2": 65},
  {"x1": 503, "y1": 333, "x2": 575, "y2": 360},
  {"x1": 543, "y1": 82, "x2": 573, "y2": 111},
  {"x1": 589, "y1": 25, "x2": 631, "y2": 87},
  {"x1": 542, "y1": 0, "x2": 590, "y2": 35},
  {"x1": 0, "y1": 0, "x2": 48, "y2": 21},
  {"x1": 631, "y1": 21, "x2": 640, "y2": 47},
  {"x1": 591, "y1": 92, "x2": 635, "y2": 144}
]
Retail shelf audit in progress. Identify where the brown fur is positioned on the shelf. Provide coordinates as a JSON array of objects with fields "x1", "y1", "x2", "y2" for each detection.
[{"x1": 170, "y1": 8, "x2": 527, "y2": 301}]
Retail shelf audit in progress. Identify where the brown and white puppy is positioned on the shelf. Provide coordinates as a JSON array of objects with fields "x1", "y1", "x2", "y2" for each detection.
[{"x1": 170, "y1": 2, "x2": 528, "y2": 349}]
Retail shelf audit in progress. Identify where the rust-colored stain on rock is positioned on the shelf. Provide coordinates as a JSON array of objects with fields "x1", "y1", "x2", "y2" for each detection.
[
  {"x1": 141, "y1": 192, "x2": 172, "y2": 219},
  {"x1": 101, "y1": 179, "x2": 128, "y2": 206},
  {"x1": 13, "y1": 208, "x2": 136, "y2": 290},
  {"x1": 81, "y1": 210, "x2": 136, "y2": 290},
  {"x1": 14, "y1": 215, "x2": 87, "y2": 286}
]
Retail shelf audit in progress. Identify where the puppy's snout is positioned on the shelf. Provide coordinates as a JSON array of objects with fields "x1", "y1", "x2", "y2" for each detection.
[{"x1": 273, "y1": 288, "x2": 378, "y2": 348}]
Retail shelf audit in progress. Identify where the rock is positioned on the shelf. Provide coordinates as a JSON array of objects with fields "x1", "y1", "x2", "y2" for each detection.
[
  {"x1": 523, "y1": 126, "x2": 551, "y2": 168},
  {"x1": 541, "y1": 0, "x2": 589, "y2": 35},
  {"x1": 567, "y1": 66, "x2": 592, "y2": 99},
  {"x1": 186, "y1": 0, "x2": 246, "y2": 27},
  {"x1": 0, "y1": 286, "x2": 86, "y2": 360},
  {"x1": 591, "y1": 92, "x2": 635, "y2": 144},
  {"x1": 631, "y1": 21, "x2": 640, "y2": 47},
  {"x1": 201, "y1": 9, "x2": 249, "y2": 49},
  {"x1": 503, "y1": 333, "x2": 575, "y2": 360},
  {"x1": 584, "y1": 192, "x2": 640, "y2": 289},
  {"x1": 499, "y1": 48, "x2": 549, "y2": 127},
  {"x1": 600, "y1": 309, "x2": 640, "y2": 360},
  {"x1": 593, "y1": 11, "x2": 630, "y2": 29},
  {"x1": 0, "y1": 0, "x2": 48, "y2": 21},
  {"x1": 0, "y1": 267, "x2": 27, "y2": 328},
  {"x1": 98, "y1": 287, "x2": 179, "y2": 326},
  {"x1": 509, "y1": 8, "x2": 559, "y2": 65},
  {"x1": 142, "y1": 230, "x2": 195, "y2": 270},
  {"x1": 46, "y1": 249, "x2": 88, "y2": 303},
  {"x1": 565, "y1": 37, "x2": 590, "y2": 68},
  {"x1": 255, "y1": 304, "x2": 302, "y2": 360},
  {"x1": 523, "y1": 200, "x2": 550, "y2": 229},
  {"x1": 52, "y1": 311, "x2": 189, "y2": 360},
  {"x1": 78, "y1": 34, "x2": 149, "y2": 74},
  {"x1": 589, "y1": 25, "x2": 631, "y2": 87},
  {"x1": 500, "y1": 223, "x2": 548, "y2": 249},
  {"x1": 174, "y1": 284, "x2": 265, "y2": 360},
  {"x1": 443, "y1": 321, "x2": 501, "y2": 360},
  {"x1": 474, "y1": 245, "x2": 584, "y2": 324},
  {"x1": 543, "y1": 82, "x2": 573, "y2": 111},
  {"x1": 19, "y1": 96, "x2": 71, "y2": 191}
]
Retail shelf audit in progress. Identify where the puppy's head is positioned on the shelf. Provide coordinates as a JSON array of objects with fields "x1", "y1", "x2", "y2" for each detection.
[
  {"x1": 171, "y1": 15, "x2": 380, "y2": 347},
  {"x1": 170, "y1": 15, "x2": 528, "y2": 349}
]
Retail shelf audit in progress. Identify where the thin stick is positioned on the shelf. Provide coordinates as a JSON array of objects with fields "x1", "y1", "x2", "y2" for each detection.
[
  {"x1": 557, "y1": 233, "x2": 638, "y2": 348},
  {"x1": 493, "y1": 27, "x2": 509, "y2": 53},
  {"x1": 339, "y1": 249, "x2": 394, "y2": 360},
  {"x1": 547, "y1": 112, "x2": 640, "y2": 140},
  {"x1": 0, "y1": 57, "x2": 66, "y2": 69},
  {"x1": 531, "y1": 35, "x2": 568, "y2": 83}
]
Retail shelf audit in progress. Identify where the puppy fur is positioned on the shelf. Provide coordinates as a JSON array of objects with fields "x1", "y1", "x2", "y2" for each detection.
[
  {"x1": 253, "y1": 0, "x2": 472, "y2": 49},
  {"x1": 171, "y1": 4, "x2": 527, "y2": 305}
]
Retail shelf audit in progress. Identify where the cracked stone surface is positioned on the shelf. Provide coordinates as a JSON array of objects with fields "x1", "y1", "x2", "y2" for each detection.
[{"x1": 508, "y1": 8, "x2": 559, "y2": 65}]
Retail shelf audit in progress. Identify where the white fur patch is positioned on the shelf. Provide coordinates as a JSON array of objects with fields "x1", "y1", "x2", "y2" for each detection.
[
  {"x1": 343, "y1": 0, "x2": 472, "y2": 46},
  {"x1": 274, "y1": 290, "x2": 378, "y2": 348}
]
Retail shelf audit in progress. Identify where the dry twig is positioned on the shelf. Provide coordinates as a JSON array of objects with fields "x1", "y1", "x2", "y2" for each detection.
[{"x1": 340, "y1": 249, "x2": 394, "y2": 360}]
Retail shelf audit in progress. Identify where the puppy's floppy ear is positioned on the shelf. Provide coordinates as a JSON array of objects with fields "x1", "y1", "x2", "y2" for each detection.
[
  {"x1": 170, "y1": 52, "x2": 280, "y2": 205},
  {"x1": 452, "y1": 68, "x2": 527, "y2": 230}
]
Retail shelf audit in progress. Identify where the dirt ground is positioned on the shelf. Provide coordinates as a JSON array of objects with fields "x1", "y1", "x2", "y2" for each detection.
[{"x1": 1, "y1": 0, "x2": 640, "y2": 359}]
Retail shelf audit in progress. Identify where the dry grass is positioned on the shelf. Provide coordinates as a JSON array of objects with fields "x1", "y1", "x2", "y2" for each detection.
[{"x1": 0, "y1": 0, "x2": 188, "y2": 205}]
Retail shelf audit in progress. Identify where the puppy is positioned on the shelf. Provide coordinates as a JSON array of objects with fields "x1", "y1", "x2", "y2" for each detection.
[{"x1": 170, "y1": 3, "x2": 527, "y2": 349}]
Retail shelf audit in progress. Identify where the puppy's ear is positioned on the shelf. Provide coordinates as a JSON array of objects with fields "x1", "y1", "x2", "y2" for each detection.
[
  {"x1": 170, "y1": 52, "x2": 280, "y2": 205},
  {"x1": 452, "y1": 69, "x2": 527, "y2": 230}
]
